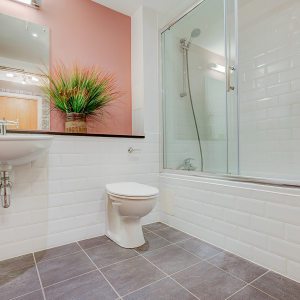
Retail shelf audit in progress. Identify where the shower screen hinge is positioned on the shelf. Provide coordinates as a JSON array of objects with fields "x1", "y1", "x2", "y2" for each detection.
[{"x1": 180, "y1": 92, "x2": 187, "y2": 97}]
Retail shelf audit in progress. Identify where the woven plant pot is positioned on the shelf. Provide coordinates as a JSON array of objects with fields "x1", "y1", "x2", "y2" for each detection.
[{"x1": 65, "y1": 113, "x2": 87, "y2": 133}]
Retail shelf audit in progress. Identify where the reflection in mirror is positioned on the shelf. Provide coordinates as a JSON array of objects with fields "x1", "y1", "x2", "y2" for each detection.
[{"x1": 0, "y1": 13, "x2": 50, "y2": 131}]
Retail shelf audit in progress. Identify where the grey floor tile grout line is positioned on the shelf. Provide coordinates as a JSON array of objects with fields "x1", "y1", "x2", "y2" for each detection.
[
  {"x1": 151, "y1": 223, "x2": 281, "y2": 280},
  {"x1": 134, "y1": 242, "x2": 173, "y2": 255},
  {"x1": 155, "y1": 222, "x2": 300, "y2": 285},
  {"x1": 42, "y1": 270, "x2": 96, "y2": 289},
  {"x1": 33, "y1": 253, "x2": 47, "y2": 300},
  {"x1": 148, "y1": 228, "x2": 193, "y2": 245},
  {"x1": 169, "y1": 276, "x2": 202, "y2": 300},
  {"x1": 120, "y1": 277, "x2": 168, "y2": 298},
  {"x1": 9, "y1": 289, "x2": 42, "y2": 300},
  {"x1": 147, "y1": 228, "x2": 223, "y2": 262},
  {"x1": 224, "y1": 284, "x2": 248, "y2": 300},
  {"x1": 204, "y1": 257, "x2": 259, "y2": 286},
  {"x1": 168, "y1": 261, "x2": 203, "y2": 277},
  {"x1": 98, "y1": 252, "x2": 143, "y2": 270},
  {"x1": 225, "y1": 276, "x2": 279, "y2": 300},
  {"x1": 249, "y1": 286, "x2": 279, "y2": 300},
  {"x1": 135, "y1": 245, "x2": 203, "y2": 278},
  {"x1": 33, "y1": 249, "x2": 84, "y2": 265},
  {"x1": 248, "y1": 270, "x2": 270, "y2": 285},
  {"x1": 137, "y1": 247, "x2": 201, "y2": 300},
  {"x1": 79, "y1": 240, "x2": 113, "y2": 252},
  {"x1": 76, "y1": 241, "x2": 122, "y2": 300},
  {"x1": 245, "y1": 271, "x2": 280, "y2": 300},
  {"x1": 168, "y1": 225, "x2": 288, "y2": 291},
  {"x1": 144, "y1": 224, "x2": 283, "y2": 299},
  {"x1": 142, "y1": 226, "x2": 229, "y2": 263},
  {"x1": 152, "y1": 222, "x2": 232, "y2": 250},
  {"x1": 146, "y1": 224, "x2": 272, "y2": 288}
]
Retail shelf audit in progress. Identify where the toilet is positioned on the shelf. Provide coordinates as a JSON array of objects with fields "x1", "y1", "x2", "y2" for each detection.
[{"x1": 105, "y1": 182, "x2": 159, "y2": 248}]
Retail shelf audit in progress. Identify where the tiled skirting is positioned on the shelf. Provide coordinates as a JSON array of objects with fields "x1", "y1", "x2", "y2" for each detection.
[
  {"x1": 1, "y1": 223, "x2": 300, "y2": 300},
  {"x1": 159, "y1": 173, "x2": 300, "y2": 283}
]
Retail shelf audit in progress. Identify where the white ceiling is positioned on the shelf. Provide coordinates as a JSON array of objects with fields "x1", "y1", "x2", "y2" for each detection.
[
  {"x1": 92, "y1": 0, "x2": 198, "y2": 18},
  {"x1": 92, "y1": 0, "x2": 228, "y2": 56}
]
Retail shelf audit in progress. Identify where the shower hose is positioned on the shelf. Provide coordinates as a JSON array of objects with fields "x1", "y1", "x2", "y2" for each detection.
[{"x1": 186, "y1": 50, "x2": 204, "y2": 172}]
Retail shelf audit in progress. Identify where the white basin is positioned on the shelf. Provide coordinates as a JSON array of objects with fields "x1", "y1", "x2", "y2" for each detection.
[{"x1": 0, "y1": 134, "x2": 54, "y2": 170}]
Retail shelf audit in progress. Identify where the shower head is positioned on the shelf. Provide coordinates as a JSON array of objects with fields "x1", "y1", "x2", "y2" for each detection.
[
  {"x1": 191, "y1": 28, "x2": 201, "y2": 38},
  {"x1": 188, "y1": 28, "x2": 201, "y2": 47}
]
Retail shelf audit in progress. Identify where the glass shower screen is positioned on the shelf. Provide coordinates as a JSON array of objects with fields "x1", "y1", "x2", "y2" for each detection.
[
  {"x1": 163, "y1": 0, "x2": 300, "y2": 184},
  {"x1": 161, "y1": 0, "x2": 238, "y2": 175}
]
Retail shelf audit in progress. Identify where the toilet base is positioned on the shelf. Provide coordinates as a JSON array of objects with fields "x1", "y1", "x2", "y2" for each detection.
[{"x1": 106, "y1": 217, "x2": 146, "y2": 249}]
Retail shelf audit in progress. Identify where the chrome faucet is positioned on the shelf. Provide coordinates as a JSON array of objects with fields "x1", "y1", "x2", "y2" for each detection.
[
  {"x1": 0, "y1": 117, "x2": 19, "y2": 135},
  {"x1": 179, "y1": 158, "x2": 197, "y2": 171}
]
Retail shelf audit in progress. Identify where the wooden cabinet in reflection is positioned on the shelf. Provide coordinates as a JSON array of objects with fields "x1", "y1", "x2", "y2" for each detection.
[{"x1": 0, "y1": 96, "x2": 38, "y2": 130}]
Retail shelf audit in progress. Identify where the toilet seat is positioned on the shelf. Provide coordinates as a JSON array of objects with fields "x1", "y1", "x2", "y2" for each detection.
[
  {"x1": 107, "y1": 192, "x2": 157, "y2": 200},
  {"x1": 106, "y1": 182, "x2": 159, "y2": 199}
]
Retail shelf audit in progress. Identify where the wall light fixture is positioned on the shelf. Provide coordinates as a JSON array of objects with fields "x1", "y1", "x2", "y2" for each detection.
[{"x1": 9, "y1": 0, "x2": 40, "y2": 9}]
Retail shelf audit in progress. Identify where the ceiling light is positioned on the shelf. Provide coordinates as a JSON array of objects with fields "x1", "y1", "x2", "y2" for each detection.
[
  {"x1": 209, "y1": 63, "x2": 225, "y2": 74},
  {"x1": 9, "y1": 0, "x2": 39, "y2": 9},
  {"x1": 6, "y1": 73, "x2": 16, "y2": 78},
  {"x1": 31, "y1": 33, "x2": 39, "y2": 38}
]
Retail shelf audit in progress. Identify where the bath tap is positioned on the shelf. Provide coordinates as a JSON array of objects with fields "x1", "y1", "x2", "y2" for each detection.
[{"x1": 178, "y1": 158, "x2": 197, "y2": 171}]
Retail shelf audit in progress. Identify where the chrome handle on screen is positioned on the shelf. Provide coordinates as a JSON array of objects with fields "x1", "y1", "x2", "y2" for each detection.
[{"x1": 227, "y1": 63, "x2": 236, "y2": 92}]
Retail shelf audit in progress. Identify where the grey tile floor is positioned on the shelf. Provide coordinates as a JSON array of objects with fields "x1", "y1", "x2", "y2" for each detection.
[{"x1": 1, "y1": 222, "x2": 300, "y2": 300}]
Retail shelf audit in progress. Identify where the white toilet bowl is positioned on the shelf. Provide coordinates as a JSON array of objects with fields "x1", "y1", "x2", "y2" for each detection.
[{"x1": 105, "y1": 182, "x2": 159, "y2": 248}]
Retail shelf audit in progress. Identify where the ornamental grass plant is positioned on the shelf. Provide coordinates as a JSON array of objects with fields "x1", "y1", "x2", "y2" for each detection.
[{"x1": 38, "y1": 60, "x2": 122, "y2": 128}]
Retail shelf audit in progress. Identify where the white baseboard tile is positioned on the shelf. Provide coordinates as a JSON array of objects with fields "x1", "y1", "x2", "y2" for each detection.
[
  {"x1": 226, "y1": 237, "x2": 253, "y2": 260},
  {"x1": 287, "y1": 260, "x2": 300, "y2": 282},
  {"x1": 253, "y1": 247, "x2": 287, "y2": 275}
]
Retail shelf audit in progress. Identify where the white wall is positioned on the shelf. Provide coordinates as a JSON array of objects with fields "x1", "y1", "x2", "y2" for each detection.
[
  {"x1": 131, "y1": 6, "x2": 144, "y2": 136},
  {"x1": 132, "y1": 6, "x2": 159, "y2": 135},
  {"x1": 159, "y1": 173, "x2": 300, "y2": 283},
  {"x1": 0, "y1": 134, "x2": 159, "y2": 261}
]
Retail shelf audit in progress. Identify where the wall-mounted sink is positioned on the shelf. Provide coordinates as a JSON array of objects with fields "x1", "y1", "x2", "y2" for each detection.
[
  {"x1": 0, "y1": 134, "x2": 54, "y2": 170},
  {"x1": 0, "y1": 134, "x2": 54, "y2": 208}
]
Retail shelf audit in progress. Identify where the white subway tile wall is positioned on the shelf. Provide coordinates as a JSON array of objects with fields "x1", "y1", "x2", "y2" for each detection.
[
  {"x1": 159, "y1": 174, "x2": 300, "y2": 283},
  {"x1": 0, "y1": 134, "x2": 159, "y2": 261},
  {"x1": 239, "y1": 0, "x2": 300, "y2": 180}
]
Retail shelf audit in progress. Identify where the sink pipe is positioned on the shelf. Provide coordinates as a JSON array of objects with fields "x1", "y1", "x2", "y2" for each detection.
[
  {"x1": 0, "y1": 171, "x2": 12, "y2": 208},
  {"x1": 0, "y1": 117, "x2": 18, "y2": 208}
]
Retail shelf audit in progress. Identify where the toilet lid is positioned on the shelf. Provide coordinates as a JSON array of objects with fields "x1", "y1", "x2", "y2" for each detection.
[{"x1": 106, "y1": 182, "x2": 159, "y2": 197}]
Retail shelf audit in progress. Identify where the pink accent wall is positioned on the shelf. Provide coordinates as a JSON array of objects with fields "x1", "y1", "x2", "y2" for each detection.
[{"x1": 0, "y1": 0, "x2": 132, "y2": 135}]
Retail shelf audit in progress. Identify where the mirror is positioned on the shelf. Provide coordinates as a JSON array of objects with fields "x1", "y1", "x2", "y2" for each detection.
[{"x1": 0, "y1": 13, "x2": 50, "y2": 131}]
